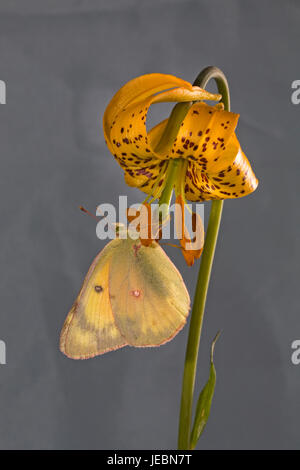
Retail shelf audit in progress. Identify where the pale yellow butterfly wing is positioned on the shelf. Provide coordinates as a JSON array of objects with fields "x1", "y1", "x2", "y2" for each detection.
[
  {"x1": 109, "y1": 238, "x2": 190, "y2": 347},
  {"x1": 60, "y1": 240, "x2": 127, "y2": 359}
]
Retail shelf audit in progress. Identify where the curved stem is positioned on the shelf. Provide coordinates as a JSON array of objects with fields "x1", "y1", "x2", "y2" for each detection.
[
  {"x1": 178, "y1": 67, "x2": 230, "y2": 450},
  {"x1": 193, "y1": 66, "x2": 230, "y2": 111}
]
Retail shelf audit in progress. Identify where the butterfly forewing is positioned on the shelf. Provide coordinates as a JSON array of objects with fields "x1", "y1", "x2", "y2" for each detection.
[{"x1": 60, "y1": 240, "x2": 127, "y2": 359}]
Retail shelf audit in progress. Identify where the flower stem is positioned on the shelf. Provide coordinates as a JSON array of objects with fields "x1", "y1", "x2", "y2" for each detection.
[
  {"x1": 158, "y1": 159, "x2": 181, "y2": 208},
  {"x1": 178, "y1": 67, "x2": 230, "y2": 450}
]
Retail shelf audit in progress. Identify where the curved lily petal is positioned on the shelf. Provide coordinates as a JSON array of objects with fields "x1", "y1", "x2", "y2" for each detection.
[
  {"x1": 104, "y1": 73, "x2": 221, "y2": 166},
  {"x1": 184, "y1": 134, "x2": 258, "y2": 201},
  {"x1": 167, "y1": 102, "x2": 239, "y2": 164},
  {"x1": 104, "y1": 74, "x2": 195, "y2": 140}
]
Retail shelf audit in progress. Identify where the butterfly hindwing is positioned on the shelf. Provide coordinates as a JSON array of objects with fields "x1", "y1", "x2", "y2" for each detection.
[{"x1": 109, "y1": 238, "x2": 190, "y2": 347}]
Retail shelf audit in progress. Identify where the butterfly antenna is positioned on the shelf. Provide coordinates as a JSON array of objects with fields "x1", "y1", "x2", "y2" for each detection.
[
  {"x1": 79, "y1": 205, "x2": 121, "y2": 237},
  {"x1": 79, "y1": 205, "x2": 98, "y2": 221},
  {"x1": 159, "y1": 241, "x2": 182, "y2": 250}
]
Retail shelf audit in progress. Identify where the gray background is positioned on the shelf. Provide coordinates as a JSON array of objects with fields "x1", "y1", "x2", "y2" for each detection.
[{"x1": 0, "y1": 0, "x2": 299, "y2": 450}]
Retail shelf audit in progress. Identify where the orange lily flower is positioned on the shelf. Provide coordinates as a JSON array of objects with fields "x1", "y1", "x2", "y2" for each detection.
[{"x1": 103, "y1": 73, "x2": 258, "y2": 203}]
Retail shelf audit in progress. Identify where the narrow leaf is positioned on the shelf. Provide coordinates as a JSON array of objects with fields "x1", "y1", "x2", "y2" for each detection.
[{"x1": 190, "y1": 332, "x2": 220, "y2": 449}]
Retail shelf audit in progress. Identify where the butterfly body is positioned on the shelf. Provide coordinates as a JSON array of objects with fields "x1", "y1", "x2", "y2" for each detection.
[{"x1": 60, "y1": 237, "x2": 190, "y2": 359}]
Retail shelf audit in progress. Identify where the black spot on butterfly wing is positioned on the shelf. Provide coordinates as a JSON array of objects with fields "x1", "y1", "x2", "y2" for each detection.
[{"x1": 94, "y1": 285, "x2": 103, "y2": 293}]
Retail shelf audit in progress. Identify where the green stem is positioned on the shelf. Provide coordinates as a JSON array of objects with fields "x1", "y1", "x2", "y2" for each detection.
[
  {"x1": 158, "y1": 159, "x2": 181, "y2": 208},
  {"x1": 156, "y1": 159, "x2": 181, "y2": 223},
  {"x1": 154, "y1": 103, "x2": 191, "y2": 155},
  {"x1": 177, "y1": 67, "x2": 230, "y2": 450},
  {"x1": 155, "y1": 100, "x2": 191, "y2": 211}
]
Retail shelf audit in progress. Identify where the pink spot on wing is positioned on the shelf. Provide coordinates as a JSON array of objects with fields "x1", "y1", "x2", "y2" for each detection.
[
  {"x1": 133, "y1": 244, "x2": 141, "y2": 256},
  {"x1": 131, "y1": 289, "x2": 141, "y2": 298}
]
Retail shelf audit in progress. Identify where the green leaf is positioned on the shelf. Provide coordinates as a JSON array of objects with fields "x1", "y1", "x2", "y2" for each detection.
[{"x1": 190, "y1": 332, "x2": 220, "y2": 449}]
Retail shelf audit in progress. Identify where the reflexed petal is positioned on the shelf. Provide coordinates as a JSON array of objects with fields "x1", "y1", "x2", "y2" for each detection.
[
  {"x1": 167, "y1": 102, "x2": 239, "y2": 166},
  {"x1": 104, "y1": 74, "x2": 194, "y2": 141},
  {"x1": 103, "y1": 74, "x2": 221, "y2": 172},
  {"x1": 151, "y1": 86, "x2": 222, "y2": 104},
  {"x1": 184, "y1": 134, "x2": 259, "y2": 201}
]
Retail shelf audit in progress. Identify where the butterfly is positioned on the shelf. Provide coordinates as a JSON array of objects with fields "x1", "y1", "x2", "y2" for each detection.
[{"x1": 60, "y1": 234, "x2": 190, "y2": 359}]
